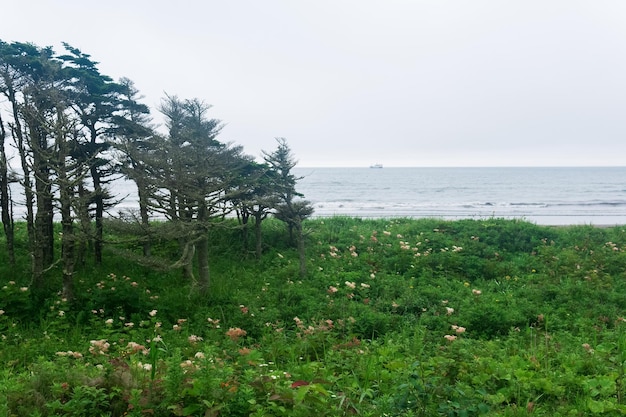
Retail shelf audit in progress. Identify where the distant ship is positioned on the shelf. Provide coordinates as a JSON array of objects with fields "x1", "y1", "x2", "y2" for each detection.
[{"x1": 369, "y1": 163, "x2": 383, "y2": 169}]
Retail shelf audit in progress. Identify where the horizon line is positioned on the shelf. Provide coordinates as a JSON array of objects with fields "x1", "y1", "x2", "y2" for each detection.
[{"x1": 295, "y1": 165, "x2": 626, "y2": 169}]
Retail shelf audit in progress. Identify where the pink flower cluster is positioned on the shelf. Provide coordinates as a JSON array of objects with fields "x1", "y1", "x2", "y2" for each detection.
[
  {"x1": 126, "y1": 341, "x2": 149, "y2": 355},
  {"x1": 89, "y1": 339, "x2": 110, "y2": 356},
  {"x1": 225, "y1": 327, "x2": 247, "y2": 341}
]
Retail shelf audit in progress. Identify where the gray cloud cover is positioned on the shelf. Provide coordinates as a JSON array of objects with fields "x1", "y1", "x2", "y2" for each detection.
[{"x1": 2, "y1": 1, "x2": 625, "y2": 167}]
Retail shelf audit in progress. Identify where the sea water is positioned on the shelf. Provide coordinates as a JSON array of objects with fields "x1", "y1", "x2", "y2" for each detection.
[
  {"x1": 11, "y1": 167, "x2": 625, "y2": 226},
  {"x1": 291, "y1": 167, "x2": 626, "y2": 225}
]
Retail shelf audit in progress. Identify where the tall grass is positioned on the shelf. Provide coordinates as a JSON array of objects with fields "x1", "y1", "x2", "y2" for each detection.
[{"x1": 1, "y1": 218, "x2": 626, "y2": 415}]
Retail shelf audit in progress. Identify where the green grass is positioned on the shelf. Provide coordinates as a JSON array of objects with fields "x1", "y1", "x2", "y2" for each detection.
[{"x1": 1, "y1": 217, "x2": 626, "y2": 415}]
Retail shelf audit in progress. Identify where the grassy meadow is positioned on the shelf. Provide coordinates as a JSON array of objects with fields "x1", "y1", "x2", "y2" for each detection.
[{"x1": 2, "y1": 217, "x2": 626, "y2": 416}]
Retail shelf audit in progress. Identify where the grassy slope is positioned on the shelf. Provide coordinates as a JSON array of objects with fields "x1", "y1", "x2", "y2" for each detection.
[{"x1": 1, "y1": 217, "x2": 626, "y2": 416}]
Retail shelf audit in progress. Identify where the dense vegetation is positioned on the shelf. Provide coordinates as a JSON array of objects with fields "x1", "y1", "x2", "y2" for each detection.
[
  {"x1": 2, "y1": 217, "x2": 626, "y2": 416},
  {"x1": 0, "y1": 40, "x2": 313, "y2": 300}
]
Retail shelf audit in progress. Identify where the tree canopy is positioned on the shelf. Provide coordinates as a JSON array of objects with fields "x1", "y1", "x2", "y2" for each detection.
[{"x1": 0, "y1": 40, "x2": 313, "y2": 298}]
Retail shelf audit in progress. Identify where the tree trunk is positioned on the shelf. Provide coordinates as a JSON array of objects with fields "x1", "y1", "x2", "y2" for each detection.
[
  {"x1": 16, "y1": 125, "x2": 35, "y2": 260},
  {"x1": 240, "y1": 208, "x2": 250, "y2": 254},
  {"x1": 76, "y1": 183, "x2": 91, "y2": 266},
  {"x1": 196, "y1": 233, "x2": 209, "y2": 294},
  {"x1": 0, "y1": 112, "x2": 15, "y2": 264},
  {"x1": 254, "y1": 211, "x2": 264, "y2": 260},
  {"x1": 136, "y1": 177, "x2": 151, "y2": 257},
  {"x1": 196, "y1": 204, "x2": 210, "y2": 293},
  {"x1": 56, "y1": 115, "x2": 75, "y2": 300},
  {"x1": 32, "y1": 146, "x2": 54, "y2": 288},
  {"x1": 90, "y1": 164, "x2": 104, "y2": 264}
]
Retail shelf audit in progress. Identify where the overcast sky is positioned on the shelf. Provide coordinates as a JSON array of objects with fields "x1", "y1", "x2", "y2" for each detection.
[{"x1": 2, "y1": 1, "x2": 626, "y2": 167}]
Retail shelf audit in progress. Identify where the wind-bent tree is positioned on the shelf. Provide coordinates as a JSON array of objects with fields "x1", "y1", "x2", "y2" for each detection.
[
  {"x1": 110, "y1": 77, "x2": 154, "y2": 256},
  {"x1": 0, "y1": 40, "x2": 145, "y2": 299},
  {"x1": 141, "y1": 95, "x2": 251, "y2": 293},
  {"x1": 263, "y1": 138, "x2": 314, "y2": 276},
  {"x1": 0, "y1": 42, "x2": 64, "y2": 289},
  {"x1": 59, "y1": 44, "x2": 125, "y2": 264},
  {"x1": 230, "y1": 160, "x2": 278, "y2": 259}
]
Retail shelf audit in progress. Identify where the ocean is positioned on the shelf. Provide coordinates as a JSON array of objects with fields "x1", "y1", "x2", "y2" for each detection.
[
  {"x1": 290, "y1": 167, "x2": 626, "y2": 226},
  {"x1": 12, "y1": 167, "x2": 623, "y2": 226}
]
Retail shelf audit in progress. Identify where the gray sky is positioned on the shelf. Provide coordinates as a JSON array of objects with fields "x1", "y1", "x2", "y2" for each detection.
[{"x1": 2, "y1": 1, "x2": 626, "y2": 167}]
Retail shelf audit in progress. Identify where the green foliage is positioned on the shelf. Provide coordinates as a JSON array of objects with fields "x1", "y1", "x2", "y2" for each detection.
[{"x1": 2, "y1": 218, "x2": 626, "y2": 415}]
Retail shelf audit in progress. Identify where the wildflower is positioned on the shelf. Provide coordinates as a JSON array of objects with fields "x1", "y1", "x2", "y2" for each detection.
[
  {"x1": 149, "y1": 309, "x2": 158, "y2": 317},
  {"x1": 130, "y1": 281, "x2": 139, "y2": 287},
  {"x1": 180, "y1": 360, "x2": 194, "y2": 369},
  {"x1": 345, "y1": 281, "x2": 356, "y2": 289},
  {"x1": 177, "y1": 318, "x2": 187, "y2": 324},
  {"x1": 225, "y1": 327, "x2": 247, "y2": 341},
  {"x1": 127, "y1": 342, "x2": 148, "y2": 354},
  {"x1": 20, "y1": 287, "x2": 28, "y2": 292},
  {"x1": 370, "y1": 273, "x2": 376, "y2": 279},
  {"x1": 152, "y1": 335, "x2": 163, "y2": 342},
  {"x1": 392, "y1": 301, "x2": 399, "y2": 309},
  {"x1": 444, "y1": 335, "x2": 457, "y2": 342},
  {"x1": 327, "y1": 286, "x2": 338, "y2": 294},
  {"x1": 383, "y1": 231, "x2": 391, "y2": 236},
  {"x1": 445, "y1": 307, "x2": 454, "y2": 315},
  {"x1": 472, "y1": 289, "x2": 482, "y2": 295},
  {"x1": 89, "y1": 339, "x2": 110, "y2": 355},
  {"x1": 172, "y1": 324, "x2": 181, "y2": 331},
  {"x1": 188, "y1": 334, "x2": 203, "y2": 343},
  {"x1": 194, "y1": 351, "x2": 206, "y2": 359},
  {"x1": 137, "y1": 362, "x2": 152, "y2": 371},
  {"x1": 58, "y1": 310, "x2": 65, "y2": 317},
  {"x1": 451, "y1": 325, "x2": 466, "y2": 334},
  {"x1": 239, "y1": 347, "x2": 252, "y2": 355},
  {"x1": 0, "y1": 310, "x2": 4, "y2": 315},
  {"x1": 240, "y1": 305, "x2": 249, "y2": 314},
  {"x1": 125, "y1": 322, "x2": 134, "y2": 328},
  {"x1": 582, "y1": 343, "x2": 594, "y2": 353},
  {"x1": 360, "y1": 283, "x2": 370, "y2": 289}
]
